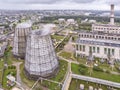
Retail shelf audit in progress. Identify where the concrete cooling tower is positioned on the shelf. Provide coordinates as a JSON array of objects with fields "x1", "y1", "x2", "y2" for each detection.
[
  {"x1": 24, "y1": 29, "x2": 59, "y2": 79},
  {"x1": 13, "y1": 21, "x2": 32, "y2": 59}
]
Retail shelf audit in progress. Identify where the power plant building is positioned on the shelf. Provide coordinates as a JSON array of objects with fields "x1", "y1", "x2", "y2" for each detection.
[
  {"x1": 76, "y1": 4, "x2": 120, "y2": 61},
  {"x1": 24, "y1": 30, "x2": 59, "y2": 79},
  {"x1": 13, "y1": 21, "x2": 32, "y2": 58}
]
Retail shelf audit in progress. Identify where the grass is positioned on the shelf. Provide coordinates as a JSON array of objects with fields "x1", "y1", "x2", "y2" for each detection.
[
  {"x1": 51, "y1": 60, "x2": 68, "y2": 82},
  {"x1": 75, "y1": 57, "x2": 120, "y2": 73},
  {"x1": 71, "y1": 63, "x2": 120, "y2": 83},
  {"x1": 76, "y1": 57, "x2": 87, "y2": 64},
  {"x1": 69, "y1": 78, "x2": 119, "y2": 90},
  {"x1": 20, "y1": 62, "x2": 35, "y2": 88},
  {"x1": 51, "y1": 35, "x2": 64, "y2": 42},
  {"x1": 59, "y1": 51, "x2": 72, "y2": 60},
  {"x1": 0, "y1": 59, "x2": 4, "y2": 69},
  {"x1": 0, "y1": 71, "x2": 3, "y2": 83},
  {"x1": 2, "y1": 66, "x2": 16, "y2": 90},
  {"x1": 40, "y1": 81, "x2": 61, "y2": 90}
]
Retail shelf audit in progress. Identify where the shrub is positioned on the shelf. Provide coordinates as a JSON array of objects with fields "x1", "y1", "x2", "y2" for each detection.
[
  {"x1": 12, "y1": 72, "x2": 16, "y2": 76},
  {"x1": 106, "y1": 70, "x2": 110, "y2": 73},
  {"x1": 93, "y1": 66, "x2": 103, "y2": 72},
  {"x1": 79, "y1": 64, "x2": 87, "y2": 68},
  {"x1": 115, "y1": 66, "x2": 120, "y2": 73},
  {"x1": 79, "y1": 68, "x2": 86, "y2": 75}
]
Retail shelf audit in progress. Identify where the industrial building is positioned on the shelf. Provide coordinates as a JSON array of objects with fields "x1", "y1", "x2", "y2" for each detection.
[
  {"x1": 76, "y1": 4, "x2": 120, "y2": 61},
  {"x1": 13, "y1": 21, "x2": 32, "y2": 59},
  {"x1": 24, "y1": 29, "x2": 59, "y2": 79}
]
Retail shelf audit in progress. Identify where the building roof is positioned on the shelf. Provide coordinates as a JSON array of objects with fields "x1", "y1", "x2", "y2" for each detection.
[
  {"x1": 7, "y1": 74, "x2": 15, "y2": 82},
  {"x1": 93, "y1": 24, "x2": 120, "y2": 27},
  {"x1": 77, "y1": 38, "x2": 120, "y2": 47},
  {"x1": 76, "y1": 30, "x2": 120, "y2": 36}
]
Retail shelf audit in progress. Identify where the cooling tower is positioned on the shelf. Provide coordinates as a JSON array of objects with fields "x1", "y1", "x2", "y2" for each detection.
[
  {"x1": 24, "y1": 30, "x2": 59, "y2": 79},
  {"x1": 13, "y1": 22, "x2": 32, "y2": 59}
]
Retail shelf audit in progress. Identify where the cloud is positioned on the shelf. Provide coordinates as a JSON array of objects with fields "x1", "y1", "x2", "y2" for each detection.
[
  {"x1": 70, "y1": 0, "x2": 95, "y2": 3},
  {"x1": 2, "y1": 0, "x2": 96, "y2": 4},
  {"x1": 0, "y1": 0, "x2": 119, "y2": 10},
  {"x1": 105, "y1": 0, "x2": 120, "y2": 5}
]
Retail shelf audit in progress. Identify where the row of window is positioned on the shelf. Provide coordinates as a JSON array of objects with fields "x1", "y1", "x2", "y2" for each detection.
[
  {"x1": 76, "y1": 45, "x2": 115, "y2": 56},
  {"x1": 79, "y1": 34, "x2": 120, "y2": 40},
  {"x1": 92, "y1": 27, "x2": 120, "y2": 31},
  {"x1": 89, "y1": 46, "x2": 99, "y2": 53},
  {"x1": 104, "y1": 48, "x2": 115, "y2": 56}
]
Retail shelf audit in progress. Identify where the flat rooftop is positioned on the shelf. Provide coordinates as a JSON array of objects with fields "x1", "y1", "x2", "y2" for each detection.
[
  {"x1": 77, "y1": 38, "x2": 120, "y2": 47},
  {"x1": 93, "y1": 24, "x2": 120, "y2": 27},
  {"x1": 75, "y1": 30, "x2": 120, "y2": 36}
]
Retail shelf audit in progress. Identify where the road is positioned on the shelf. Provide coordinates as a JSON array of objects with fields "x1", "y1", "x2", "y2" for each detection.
[{"x1": 12, "y1": 62, "x2": 30, "y2": 90}]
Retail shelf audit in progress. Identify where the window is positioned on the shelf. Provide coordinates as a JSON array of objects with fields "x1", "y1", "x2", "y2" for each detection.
[
  {"x1": 93, "y1": 47, "x2": 95, "y2": 53},
  {"x1": 104, "y1": 48, "x2": 107, "y2": 54},
  {"x1": 83, "y1": 45, "x2": 85, "y2": 52},
  {"x1": 89, "y1": 46, "x2": 92, "y2": 53},
  {"x1": 96, "y1": 36, "x2": 98, "y2": 39},
  {"x1": 76, "y1": 44, "x2": 78, "y2": 50},
  {"x1": 97, "y1": 47, "x2": 100, "y2": 53},
  {"x1": 112, "y1": 49, "x2": 115, "y2": 56},
  {"x1": 108, "y1": 48, "x2": 111, "y2": 55},
  {"x1": 80, "y1": 45, "x2": 82, "y2": 51}
]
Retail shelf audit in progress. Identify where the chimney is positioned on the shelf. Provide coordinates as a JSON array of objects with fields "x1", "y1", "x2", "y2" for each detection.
[{"x1": 110, "y1": 4, "x2": 115, "y2": 25}]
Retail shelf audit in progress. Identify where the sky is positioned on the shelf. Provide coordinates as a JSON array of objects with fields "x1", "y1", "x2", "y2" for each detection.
[{"x1": 0, "y1": 0, "x2": 120, "y2": 10}]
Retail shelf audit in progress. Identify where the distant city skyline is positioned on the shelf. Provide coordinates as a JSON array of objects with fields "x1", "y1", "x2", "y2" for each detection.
[{"x1": 0, "y1": 0, "x2": 120, "y2": 10}]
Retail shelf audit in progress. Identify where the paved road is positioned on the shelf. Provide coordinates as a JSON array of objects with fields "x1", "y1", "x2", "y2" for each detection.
[{"x1": 12, "y1": 62, "x2": 30, "y2": 90}]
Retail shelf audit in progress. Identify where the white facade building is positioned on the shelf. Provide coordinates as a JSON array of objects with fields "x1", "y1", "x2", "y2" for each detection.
[
  {"x1": 76, "y1": 31, "x2": 120, "y2": 60},
  {"x1": 67, "y1": 19, "x2": 76, "y2": 25},
  {"x1": 76, "y1": 4, "x2": 120, "y2": 61}
]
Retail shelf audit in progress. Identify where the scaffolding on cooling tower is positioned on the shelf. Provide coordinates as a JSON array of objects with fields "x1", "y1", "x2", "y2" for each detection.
[
  {"x1": 24, "y1": 30, "x2": 59, "y2": 79},
  {"x1": 13, "y1": 26, "x2": 31, "y2": 59}
]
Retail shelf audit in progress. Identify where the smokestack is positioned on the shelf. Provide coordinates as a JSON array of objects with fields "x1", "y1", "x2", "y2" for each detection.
[{"x1": 110, "y1": 4, "x2": 115, "y2": 25}]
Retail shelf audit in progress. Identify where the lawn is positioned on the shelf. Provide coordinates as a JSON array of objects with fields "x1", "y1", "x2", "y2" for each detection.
[
  {"x1": 51, "y1": 60, "x2": 68, "y2": 82},
  {"x1": 20, "y1": 63, "x2": 35, "y2": 88},
  {"x1": 0, "y1": 71, "x2": 3, "y2": 83},
  {"x1": 0, "y1": 59, "x2": 4, "y2": 69},
  {"x1": 76, "y1": 57, "x2": 120, "y2": 73},
  {"x1": 69, "y1": 78, "x2": 119, "y2": 90},
  {"x1": 59, "y1": 51, "x2": 72, "y2": 60},
  {"x1": 71, "y1": 63, "x2": 120, "y2": 83},
  {"x1": 51, "y1": 35, "x2": 64, "y2": 41},
  {"x1": 40, "y1": 81, "x2": 61, "y2": 90}
]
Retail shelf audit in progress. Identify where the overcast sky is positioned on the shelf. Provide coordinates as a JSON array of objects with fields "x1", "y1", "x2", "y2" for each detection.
[{"x1": 0, "y1": 0, "x2": 120, "y2": 10}]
